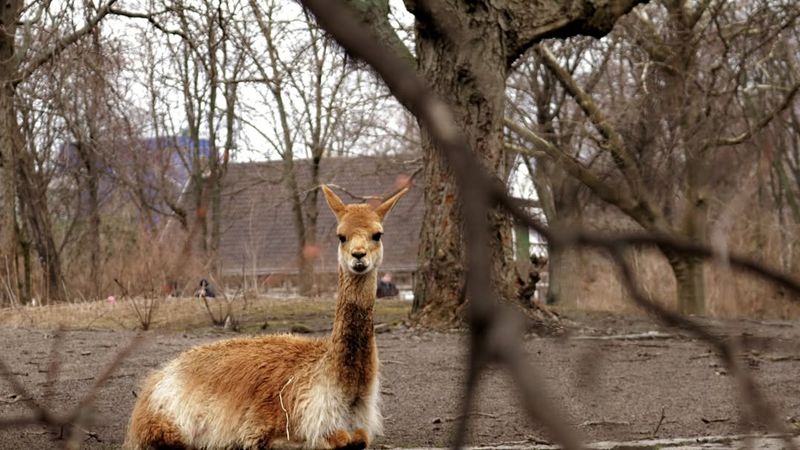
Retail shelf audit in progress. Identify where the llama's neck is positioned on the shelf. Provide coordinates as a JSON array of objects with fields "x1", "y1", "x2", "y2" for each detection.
[{"x1": 327, "y1": 268, "x2": 378, "y2": 393}]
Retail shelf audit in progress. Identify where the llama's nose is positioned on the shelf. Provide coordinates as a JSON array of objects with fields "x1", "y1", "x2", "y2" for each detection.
[{"x1": 352, "y1": 249, "x2": 367, "y2": 259}]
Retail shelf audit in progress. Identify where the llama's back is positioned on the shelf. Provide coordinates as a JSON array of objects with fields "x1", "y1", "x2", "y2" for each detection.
[{"x1": 125, "y1": 334, "x2": 327, "y2": 449}]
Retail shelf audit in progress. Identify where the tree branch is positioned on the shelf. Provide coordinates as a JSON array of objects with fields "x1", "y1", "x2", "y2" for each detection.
[
  {"x1": 109, "y1": 7, "x2": 192, "y2": 42},
  {"x1": 713, "y1": 81, "x2": 800, "y2": 147},
  {"x1": 504, "y1": 142, "x2": 544, "y2": 159},
  {"x1": 535, "y1": 44, "x2": 643, "y2": 191},
  {"x1": 505, "y1": 0, "x2": 647, "y2": 64},
  {"x1": 16, "y1": 0, "x2": 119, "y2": 85},
  {"x1": 341, "y1": 0, "x2": 415, "y2": 66},
  {"x1": 504, "y1": 117, "x2": 634, "y2": 217}
]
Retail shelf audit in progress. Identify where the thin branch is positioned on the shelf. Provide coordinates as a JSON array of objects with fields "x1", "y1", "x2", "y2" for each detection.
[
  {"x1": 609, "y1": 249, "x2": 795, "y2": 449},
  {"x1": 535, "y1": 45, "x2": 644, "y2": 193},
  {"x1": 504, "y1": 142, "x2": 545, "y2": 159},
  {"x1": 713, "y1": 81, "x2": 800, "y2": 147},
  {"x1": 16, "y1": 0, "x2": 119, "y2": 84},
  {"x1": 504, "y1": 117, "x2": 632, "y2": 213},
  {"x1": 109, "y1": 7, "x2": 192, "y2": 42}
]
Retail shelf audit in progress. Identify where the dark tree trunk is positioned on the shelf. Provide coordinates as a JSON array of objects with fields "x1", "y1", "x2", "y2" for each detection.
[
  {"x1": 1, "y1": 0, "x2": 22, "y2": 303},
  {"x1": 300, "y1": 154, "x2": 323, "y2": 296},
  {"x1": 209, "y1": 157, "x2": 222, "y2": 274},
  {"x1": 17, "y1": 156, "x2": 63, "y2": 301},
  {"x1": 283, "y1": 158, "x2": 314, "y2": 296},
  {"x1": 664, "y1": 251, "x2": 706, "y2": 315},
  {"x1": 0, "y1": 86, "x2": 19, "y2": 286},
  {"x1": 76, "y1": 141, "x2": 102, "y2": 298},
  {"x1": 411, "y1": 4, "x2": 515, "y2": 326},
  {"x1": 1, "y1": 84, "x2": 63, "y2": 301}
]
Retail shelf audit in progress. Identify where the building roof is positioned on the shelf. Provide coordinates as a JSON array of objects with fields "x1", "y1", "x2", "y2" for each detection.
[{"x1": 216, "y1": 155, "x2": 424, "y2": 276}]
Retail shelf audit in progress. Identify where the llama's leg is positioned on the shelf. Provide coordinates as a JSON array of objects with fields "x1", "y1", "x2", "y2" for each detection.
[
  {"x1": 325, "y1": 430, "x2": 353, "y2": 448},
  {"x1": 350, "y1": 428, "x2": 369, "y2": 448},
  {"x1": 321, "y1": 429, "x2": 370, "y2": 450},
  {"x1": 349, "y1": 380, "x2": 382, "y2": 444},
  {"x1": 125, "y1": 409, "x2": 185, "y2": 450},
  {"x1": 126, "y1": 372, "x2": 188, "y2": 450}
]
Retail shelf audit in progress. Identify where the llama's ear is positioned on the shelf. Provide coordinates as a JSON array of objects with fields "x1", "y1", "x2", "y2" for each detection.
[
  {"x1": 375, "y1": 187, "x2": 409, "y2": 221},
  {"x1": 321, "y1": 185, "x2": 346, "y2": 218}
]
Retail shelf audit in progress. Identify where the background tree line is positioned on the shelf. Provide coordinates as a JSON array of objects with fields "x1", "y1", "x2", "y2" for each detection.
[{"x1": 0, "y1": 0, "x2": 798, "y2": 325}]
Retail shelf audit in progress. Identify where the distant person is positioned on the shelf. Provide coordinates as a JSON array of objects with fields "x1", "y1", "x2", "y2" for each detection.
[
  {"x1": 195, "y1": 278, "x2": 216, "y2": 299},
  {"x1": 376, "y1": 272, "x2": 399, "y2": 298}
]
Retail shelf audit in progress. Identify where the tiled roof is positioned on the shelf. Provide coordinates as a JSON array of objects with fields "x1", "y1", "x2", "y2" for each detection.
[{"x1": 216, "y1": 155, "x2": 424, "y2": 275}]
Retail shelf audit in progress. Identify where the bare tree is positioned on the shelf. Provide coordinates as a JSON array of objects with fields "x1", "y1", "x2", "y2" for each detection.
[
  {"x1": 506, "y1": 0, "x2": 800, "y2": 314},
  {"x1": 324, "y1": 0, "x2": 644, "y2": 326},
  {"x1": 113, "y1": 0, "x2": 245, "y2": 276},
  {"x1": 1, "y1": 0, "x2": 118, "y2": 302},
  {"x1": 241, "y1": 0, "x2": 398, "y2": 295},
  {"x1": 506, "y1": 41, "x2": 601, "y2": 305}
]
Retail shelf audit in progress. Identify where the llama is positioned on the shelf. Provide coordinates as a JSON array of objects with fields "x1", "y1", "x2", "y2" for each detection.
[{"x1": 124, "y1": 184, "x2": 408, "y2": 450}]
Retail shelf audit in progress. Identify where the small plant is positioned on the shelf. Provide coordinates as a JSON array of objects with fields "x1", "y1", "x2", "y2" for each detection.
[
  {"x1": 114, "y1": 278, "x2": 158, "y2": 331},
  {"x1": 198, "y1": 278, "x2": 240, "y2": 330}
]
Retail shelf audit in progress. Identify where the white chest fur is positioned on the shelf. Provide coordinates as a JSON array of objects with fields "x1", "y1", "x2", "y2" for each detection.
[{"x1": 293, "y1": 371, "x2": 383, "y2": 448}]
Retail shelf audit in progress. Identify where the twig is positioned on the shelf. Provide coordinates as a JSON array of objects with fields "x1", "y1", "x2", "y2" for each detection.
[
  {"x1": 0, "y1": 332, "x2": 144, "y2": 447},
  {"x1": 443, "y1": 412, "x2": 500, "y2": 422},
  {"x1": 701, "y1": 417, "x2": 730, "y2": 424},
  {"x1": 609, "y1": 249, "x2": 796, "y2": 450},
  {"x1": 579, "y1": 419, "x2": 631, "y2": 427},
  {"x1": 652, "y1": 407, "x2": 666, "y2": 436},
  {"x1": 573, "y1": 331, "x2": 674, "y2": 341}
]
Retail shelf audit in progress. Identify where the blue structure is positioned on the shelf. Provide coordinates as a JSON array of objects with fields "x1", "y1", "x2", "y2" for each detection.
[{"x1": 58, "y1": 135, "x2": 212, "y2": 225}]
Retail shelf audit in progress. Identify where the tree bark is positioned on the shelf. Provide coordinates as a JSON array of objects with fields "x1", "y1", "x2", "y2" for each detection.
[
  {"x1": 0, "y1": 0, "x2": 21, "y2": 301},
  {"x1": 407, "y1": 0, "x2": 644, "y2": 328},
  {"x1": 411, "y1": 3, "x2": 514, "y2": 326},
  {"x1": 75, "y1": 141, "x2": 102, "y2": 298},
  {"x1": 0, "y1": 86, "x2": 19, "y2": 289},
  {"x1": 664, "y1": 251, "x2": 705, "y2": 315}
]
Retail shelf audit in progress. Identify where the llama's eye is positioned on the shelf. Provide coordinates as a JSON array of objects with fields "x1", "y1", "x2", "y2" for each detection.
[
  {"x1": 372, "y1": 232, "x2": 383, "y2": 242},
  {"x1": 338, "y1": 234, "x2": 346, "y2": 243}
]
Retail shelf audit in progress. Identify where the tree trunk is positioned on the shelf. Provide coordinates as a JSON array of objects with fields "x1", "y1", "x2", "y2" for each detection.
[
  {"x1": 664, "y1": 251, "x2": 705, "y2": 315},
  {"x1": 1, "y1": 83, "x2": 63, "y2": 302},
  {"x1": 17, "y1": 156, "x2": 63, "y2": 301},
  {"x1": 299, "y1": 155, "x2": 323, "y2": 297},
  {"x1": 282, "y1": 157, "x2": 314, "y2": 296},
  {"x1": 411, "y1": 4, "x2": 516, "y2": 327},
  {"x1": 87, "y1": 153, "x2": 101, "y2": 298},
  {"x1": 18, "y1": 226, "x2": 31, "y2": 304},
  {"x1": 209, "y1": 167, "x2": 222, "y2": 274},
  {"x1": 0, "y1": 86, "x2": 19, "y2": 289},
  {"x1": 76, "y1": 142, "x2": 101, "y2": 298},
  {"x1": 514, "y1": 221, "x2": 530, "y2": 262},
  {"x1": 545, "y1": 246, "x2": 566, "y2": 306}
]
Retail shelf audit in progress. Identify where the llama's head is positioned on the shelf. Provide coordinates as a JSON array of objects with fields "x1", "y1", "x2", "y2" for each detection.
[{"x1": 322, "y1": 184, "x2": 408, "y2": 276}]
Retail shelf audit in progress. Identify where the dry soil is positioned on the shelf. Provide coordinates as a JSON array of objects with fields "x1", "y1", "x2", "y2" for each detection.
[{"x1": 0, "y1": 309, "x2": 798, "y2": 449}]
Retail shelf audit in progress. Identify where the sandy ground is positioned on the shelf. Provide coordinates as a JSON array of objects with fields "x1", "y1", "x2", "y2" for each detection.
[{"x1": 0, "y1": 310, "x2": 799, "y2": 449}]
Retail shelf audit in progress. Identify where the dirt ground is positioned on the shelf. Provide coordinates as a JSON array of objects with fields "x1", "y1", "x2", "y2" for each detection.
[{"x1": 0, "y1": 304, "x2": 799, "y2": 449}]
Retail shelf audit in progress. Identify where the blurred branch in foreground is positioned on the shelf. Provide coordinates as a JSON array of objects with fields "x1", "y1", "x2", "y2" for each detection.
[{"x1": 297, "y1": 1, "x2": 800, "y2": 449}]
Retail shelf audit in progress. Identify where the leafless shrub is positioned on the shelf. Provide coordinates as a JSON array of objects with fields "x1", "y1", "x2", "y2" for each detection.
[{"x1": 199, "y1": 278, "x2": 241, "y2": 330}]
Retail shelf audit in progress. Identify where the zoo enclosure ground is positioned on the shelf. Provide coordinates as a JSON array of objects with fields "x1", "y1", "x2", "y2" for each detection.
[{"x1": 0, "y1": 298, "x2": 798, "y2": 449}]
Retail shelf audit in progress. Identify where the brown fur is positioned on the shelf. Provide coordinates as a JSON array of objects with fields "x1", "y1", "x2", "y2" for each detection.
[{"x1": 125, "y1": 185, "x2": 407, "y2": 450}]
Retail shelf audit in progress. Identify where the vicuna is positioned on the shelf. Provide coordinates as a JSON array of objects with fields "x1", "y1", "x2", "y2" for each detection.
[{"x1": 124, "y1": 184, "x2": 408, "y2": 449}]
